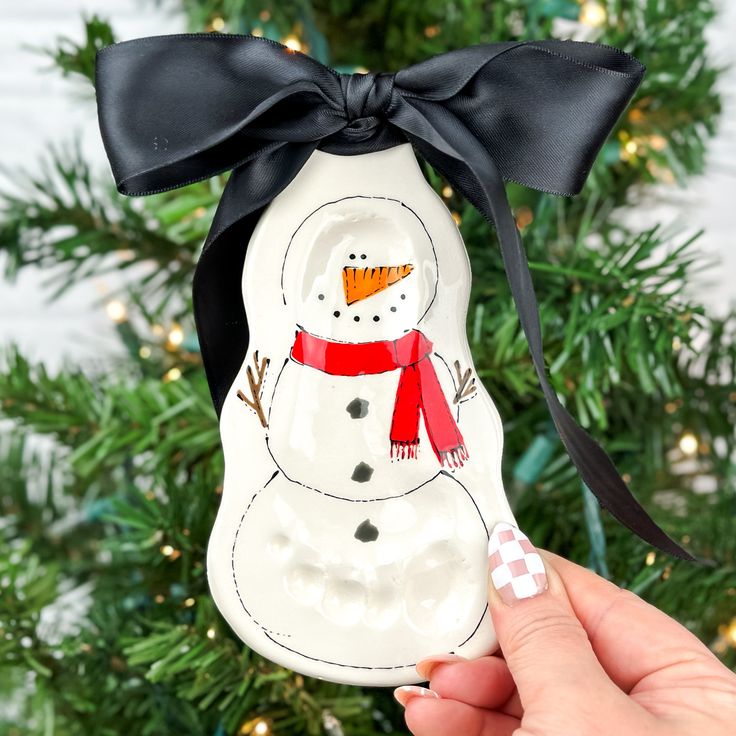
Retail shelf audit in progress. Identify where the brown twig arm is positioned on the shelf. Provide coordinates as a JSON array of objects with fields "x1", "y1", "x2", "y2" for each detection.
[
  {"x1": 236, "y1": 351, "x2": 270, "y2": 427},
  {"x1": 453, "y1": 359, "x2": 476, "y2": 404}
]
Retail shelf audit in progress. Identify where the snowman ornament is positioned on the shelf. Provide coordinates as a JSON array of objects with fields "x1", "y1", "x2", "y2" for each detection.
[{"x1": 208, "y1": 143, "x2": 516, "y2": 686}]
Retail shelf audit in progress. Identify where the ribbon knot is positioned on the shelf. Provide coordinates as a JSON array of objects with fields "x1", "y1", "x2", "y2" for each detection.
[
  {"x1": 337, "y1": 71, "x2": 395, "y2": 142},
  {"x1": 94, "y1": 34, "x2": 695, "y2": 561}
]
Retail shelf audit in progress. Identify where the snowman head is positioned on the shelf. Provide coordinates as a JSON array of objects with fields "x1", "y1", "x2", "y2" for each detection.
[{"x1": 282, "y1": 196, "x2": 438, "y2": 343}]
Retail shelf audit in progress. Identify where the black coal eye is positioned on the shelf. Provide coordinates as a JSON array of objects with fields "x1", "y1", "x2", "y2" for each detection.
[
  {"x1": 390, "y1": 306, "x2": 397, "y2": 312},
  {"x1": 333, "y1": 310, "x2": 341, "y2": 317},
  {"x1": 360, "y1": 254, "x2": 367, "y2": 260},
  {"x1": 400, "y1": 294, "x2": 406, "y2": 300},
  {"x1": 349, "y1": 253, "x2": 356, "y2": 260},
  {"x1": 318, "y1": 293, "x2": 325, "y2": 300},
  {"x1": 373, "y1": 315, "x2": 380, "y2": 322},
  {"x1": 354, "y1": 316, "x2": 360, "y2": 322}
]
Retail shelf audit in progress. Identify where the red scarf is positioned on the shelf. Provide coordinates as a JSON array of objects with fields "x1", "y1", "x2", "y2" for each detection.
[{"x1": 291, "y1": 329, "x2": 468, "y2": 468}]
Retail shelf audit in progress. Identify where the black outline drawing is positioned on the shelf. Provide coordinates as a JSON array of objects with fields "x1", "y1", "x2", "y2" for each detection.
[{"x1": 230, "y1": 469, "x2": 489, "y2": 671}]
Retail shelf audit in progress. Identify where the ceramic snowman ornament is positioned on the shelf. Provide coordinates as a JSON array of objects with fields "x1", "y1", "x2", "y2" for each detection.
[
  {"x1": 207, "y1": 144, "x2": 514, "y2": 686},
  {"x1": 96, "y1": 32, "x2": 693, "y2": 691}
]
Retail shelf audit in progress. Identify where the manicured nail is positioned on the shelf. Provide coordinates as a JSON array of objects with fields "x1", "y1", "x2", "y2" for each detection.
[
  {"x1": 393, "y1": 685, "x2": 440, "y2": 708},
  {"x1": 415, "y1": 654, "x2": 467, "y2": 681},
  {"x1": 488, "y1": 522, "x2": 547, "y2": 605}
]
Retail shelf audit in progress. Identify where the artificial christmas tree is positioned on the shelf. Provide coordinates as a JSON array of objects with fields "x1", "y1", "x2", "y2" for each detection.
[{"x1": 1, "y1": 2, "x2": 734, "y2": 734}]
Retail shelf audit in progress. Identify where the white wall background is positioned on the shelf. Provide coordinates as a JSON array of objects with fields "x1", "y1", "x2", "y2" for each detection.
[{"x1": 0, "y1": 1, "x2": 734, "y2": 371}]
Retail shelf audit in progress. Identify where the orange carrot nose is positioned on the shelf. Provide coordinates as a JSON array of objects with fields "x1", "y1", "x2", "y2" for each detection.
[{"x1": 342, "y1": 264, "x2": 413, "y2": 305}]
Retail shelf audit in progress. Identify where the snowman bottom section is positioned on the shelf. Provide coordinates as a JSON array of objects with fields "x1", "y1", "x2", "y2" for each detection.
[{"x1": 230, "y1": 470, "x2": 491, "y2": 671}]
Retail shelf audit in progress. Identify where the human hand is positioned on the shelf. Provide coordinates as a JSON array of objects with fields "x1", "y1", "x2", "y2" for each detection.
[{"x1": 395, "y1": 523, "x2": 736, "y2": 736}]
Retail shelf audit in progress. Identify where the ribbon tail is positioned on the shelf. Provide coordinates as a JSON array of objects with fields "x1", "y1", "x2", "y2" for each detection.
[
  {"x1": 395, "y1": 100, "x2": 694, "y2": 561},
  {"x1": 194, "y1": 141, "x2": 319, "y2": 413}
]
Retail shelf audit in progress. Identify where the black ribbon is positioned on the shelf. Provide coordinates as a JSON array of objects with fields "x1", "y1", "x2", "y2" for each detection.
[{"x1": 95, "y1": 33, "x2": 693, "y2": 560}]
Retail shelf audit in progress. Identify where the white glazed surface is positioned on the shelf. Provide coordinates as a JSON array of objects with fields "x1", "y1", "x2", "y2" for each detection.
[{"x1": 207, "y1": 144, "x2": 516, "y2": 686}]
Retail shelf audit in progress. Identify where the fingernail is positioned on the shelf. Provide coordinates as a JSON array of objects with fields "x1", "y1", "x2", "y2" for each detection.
[
  {"x1": 415, "y1": 653, "x2": 467, "y2": 681},
  {"x1": 393, "y1": 685, "x2": 440, "y2": 708},
  {"x1": 488, "y1": 522, "x2": 547, "y2": 606}
]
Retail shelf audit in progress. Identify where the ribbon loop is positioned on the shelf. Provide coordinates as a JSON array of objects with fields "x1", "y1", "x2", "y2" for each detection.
[{"x1": 95, "y1": 33, "x2": 695, "y2": 561}]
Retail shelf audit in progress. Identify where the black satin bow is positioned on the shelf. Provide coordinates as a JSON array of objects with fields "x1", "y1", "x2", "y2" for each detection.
[{"x1": 95, "y1": 33, "x2": 693, "y2": 560}]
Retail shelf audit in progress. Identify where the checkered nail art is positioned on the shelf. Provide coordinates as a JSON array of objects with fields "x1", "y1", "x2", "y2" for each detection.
[{"x1": 488, "y1": 522, "x2": 547, "y2": 605}]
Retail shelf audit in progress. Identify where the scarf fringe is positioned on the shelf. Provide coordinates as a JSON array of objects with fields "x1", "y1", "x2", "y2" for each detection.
[
  {"x1": 391, "y1": 440, "x2": 419, "y2": 460},
  {"x1": 438, "y1": 445, "x2": 469, "y2": 469},
  {"x1": 391, "y1": 441, "x2": 469, "y2": 468}
]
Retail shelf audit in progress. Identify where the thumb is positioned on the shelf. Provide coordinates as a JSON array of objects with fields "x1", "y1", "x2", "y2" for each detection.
[{"x1": 487, "y1": 523, "x2": 619, "y2": 711}]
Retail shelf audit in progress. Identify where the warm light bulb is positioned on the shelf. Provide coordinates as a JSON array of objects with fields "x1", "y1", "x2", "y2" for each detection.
[
  {"x1": 168, "y1": 326, "x2": 184, "y2": 347},
  {"x1": 253, "y1": 721, "x2": 270, "y2": 736},
  {"x1": 649, "y1": 134, "x2": 667, "y2": 151},
  {"x1": 139, "y1": 346, "x2": 152, "y2": 359},
  {"x1": 645, "y1": 551, "x2": 656, "y2": 566},
  {"x1": 283, "y1": 35, "x2": 302, "y2": 52},
  {"x1": 164, "y1": 367, "x2": 182, "y2": 383},
  {"x1": 726, "y1": 619, "x2": 736, "y2": 646},
  {"x1": 678, "y1": 432, "x2": 698, "y2": 456},
  {"x1": 624, "y1": 140, "x2": 638, "y2": 155},
  {"x1": 211, "y1": 16, "x2": 225, "y2": 31},
  {"x1": 580, "y1": 1, "x2": 607, "y2": 27},
  {"x1": 105, "y1": 300, "x2": 127, "y2": 323},
  {"x1": 206, "y1": 627, "x2": 216, "y2": 639}
]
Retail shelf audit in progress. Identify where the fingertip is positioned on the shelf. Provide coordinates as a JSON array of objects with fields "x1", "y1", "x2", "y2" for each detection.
[
  {"x1": 404, "y1": 697, "x2": 520, "y2": 736},
  {"x1": 394, "y1": 685, "x2": 440, "y2": 708}
]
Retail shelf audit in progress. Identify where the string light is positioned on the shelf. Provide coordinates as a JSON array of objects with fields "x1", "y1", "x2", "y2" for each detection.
[
  {"x1": 649, "y1": 134, "x2": 667, "y2": 151},
  {"x1": 105, "y1": 300, "x2": 127, "y2": 323},
  {"x1": 206, "y1": 627, "x2": 217, "y2": 639},
  {"x1": 184, "y1": 597, "x2": 196, "y2": 607},
  {"x1": 139, "y1": 346, "x2": 151, "y2": 359},
  {"x1": 210, "y1": 16, "x2": 225, "y2": 31},
  {"x1": 728, "y1": 619, "x2": 736, "y2": 647},
  {"x1": 712, "y1": 617, "x2": 736, "y2": 655},
  {"x1": 579, "y1": 1, "x2": 607, "y2": 27},
  {"x1": 515, "y1": 206, "x2": 534, "y2": 230},
  {"x1": 254, "y1": 721, "x2": 270, "y2": 736},
  {"x1": 672, "y1": 336, "x2": 682, "y2": 351},
  {"x1": 238, "y1": 718, "x2": 273, "y2": 736},
  {"x1": 167, "y1": 325, "x2": 184, "y2": 347},
  {"x1": 645, "y1": 551, "x2": 656, "y2": 566},
  {"x1": 163, "y1": 367, "x2": 182, "y2": 383},
  {"x1": 282, "y1": 35, "x2": 302, "y2": 52},
  {"x1": 424, "y1": 25, "x2": 441, "y2": 38},
  {"x1": 160, "y1": 544, "x2": 174, "y2": 557},
  {"x1": 441, "y1": 185, "x2": 453, "y2": 199},
  {"x1": 251, "y1": 27, "x2": 264, "y2": 37},
  {"x1": 678, "y1": 431, "x2": 699, "y2": 456},
  {"x1": 451, "y1": 211, "x2": 462, "y2": 226},
  {"x1": 154, "y1": 594, "x2": 165, "y2": 604}
]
